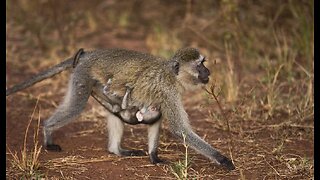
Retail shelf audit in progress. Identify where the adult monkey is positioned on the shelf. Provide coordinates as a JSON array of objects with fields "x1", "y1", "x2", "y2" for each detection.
[{"x1": 6, "y1": 48, "x2": 235, "y2": 170}]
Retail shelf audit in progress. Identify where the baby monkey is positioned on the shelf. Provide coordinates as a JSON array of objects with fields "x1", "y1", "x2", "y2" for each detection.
[{"x1": 102, "y1": 78, "x2": 161, "y2": 125}]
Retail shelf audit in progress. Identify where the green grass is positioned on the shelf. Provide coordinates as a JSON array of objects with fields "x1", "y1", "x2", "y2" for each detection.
[{"x1": 170, "y1": 133, "x2": 190, "y2": 180}]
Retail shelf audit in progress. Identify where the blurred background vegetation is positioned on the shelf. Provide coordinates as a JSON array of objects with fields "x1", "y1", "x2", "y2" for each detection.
[
  {"x1": 6, "y1": 0, "x2": 314, "y2": 178},
  {"x1": 6, "y1": 0, "x2": 314, "y2": 115}
]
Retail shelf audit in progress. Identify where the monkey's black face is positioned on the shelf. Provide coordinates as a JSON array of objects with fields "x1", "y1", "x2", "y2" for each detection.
[{"x1": 196, "y1": 57, "x2": 210, "y2": 84}]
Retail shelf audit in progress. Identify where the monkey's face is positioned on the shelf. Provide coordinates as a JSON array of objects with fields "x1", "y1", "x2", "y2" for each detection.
[
  {"x1": 178, "y1": 55, "x2": 211, "y2": 87},
  {"x1": 195, "y1": 55, "x2": 210, "y2": 84}
]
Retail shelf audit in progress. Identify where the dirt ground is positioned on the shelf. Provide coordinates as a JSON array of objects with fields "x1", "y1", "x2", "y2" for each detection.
[
  {"x1": 6, "y1": 35, "x2": 313, "y2": 179},
  {"x1": 6, "y1": 1, "x2": 314, "y2": 179}
]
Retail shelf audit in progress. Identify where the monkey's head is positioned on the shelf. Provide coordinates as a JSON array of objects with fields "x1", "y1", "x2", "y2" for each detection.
[{"x1": 171, "y1": 47, "x2": 210, "y2": 88}]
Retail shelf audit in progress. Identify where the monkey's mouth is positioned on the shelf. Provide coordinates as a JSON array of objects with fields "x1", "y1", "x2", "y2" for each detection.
[{"x1": 199, "y1": 77, "x2": 209, "y2": 84}]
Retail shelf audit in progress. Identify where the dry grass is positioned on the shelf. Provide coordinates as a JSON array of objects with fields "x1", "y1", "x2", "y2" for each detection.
[
  {"x1": 146, "y1": 26, "x2": 182, "y2": 58},
  {"x1": 223, "y1": 41, "x2": 239, "y2": 103},
  {"x1": 260, "y1": 60, "x2": 284, "y2": 117},
  {"x1": 6, "y1": 97, "x2": 43, "y2": 179},
  {"x1": 6, "y1": 0, "x2": 313, "y2": 179}
]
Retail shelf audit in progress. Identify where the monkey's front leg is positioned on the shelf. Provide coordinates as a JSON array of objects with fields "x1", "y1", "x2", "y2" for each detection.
[{"x1": 147, "y1": 119, "x2": 164, "y2": 164}]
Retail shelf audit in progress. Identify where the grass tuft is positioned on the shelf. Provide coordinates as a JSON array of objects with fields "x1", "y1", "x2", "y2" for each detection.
[
  {"x1": 7, "y1": 98, "x2": 44, "y2": 179},
  {"x1": 170, "y1": 133, "x2": 190, "y2": 180}
]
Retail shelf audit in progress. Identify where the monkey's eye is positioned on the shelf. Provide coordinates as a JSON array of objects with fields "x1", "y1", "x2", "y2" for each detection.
[
  {"x1": 200, "y1": 56, "x2": 208, "y2": 66},
  {"x1": 196, "y1": 57, "x2": 206, "y2": 66},
  {"x1": 196, "y1": 55, "x2": 206, "y2": 65}
]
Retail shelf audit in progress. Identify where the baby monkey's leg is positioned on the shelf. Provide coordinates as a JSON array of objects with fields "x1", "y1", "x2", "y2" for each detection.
[
  {"x1": 103, "y1": 78, "x2": 112, "y2": 95},
  {"x1": 121, "y1": 86, "x2": 133, "y2": 109}
]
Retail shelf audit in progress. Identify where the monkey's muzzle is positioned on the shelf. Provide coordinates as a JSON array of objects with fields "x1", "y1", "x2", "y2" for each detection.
[{"x1": 199, "y1": 76, "x2": 209, "y2": 84}]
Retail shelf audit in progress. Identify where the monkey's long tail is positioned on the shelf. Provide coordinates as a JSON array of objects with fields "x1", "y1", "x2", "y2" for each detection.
[{"x1": 6, "y1": 58, "x2": 73, "y2": 96}]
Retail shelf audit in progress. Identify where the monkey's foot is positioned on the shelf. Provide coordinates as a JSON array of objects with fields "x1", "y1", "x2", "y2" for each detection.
[
  {"x1": 149, "y1": 152, "x2": 165, "y2": 164},
  {"x1": 218, "y1": 156, "x2": 235, "y2": 171},
  {"x1": 45, "y1": 144, "x2": 62, "y2": 152},
  {"x1": 120, "y1": 149, "x2": 146, "y2": 156}
]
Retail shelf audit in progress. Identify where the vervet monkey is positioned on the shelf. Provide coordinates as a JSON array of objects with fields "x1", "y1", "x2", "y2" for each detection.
[{"x1": 6, "y1": 48, "x2": 235, "y2": 170}]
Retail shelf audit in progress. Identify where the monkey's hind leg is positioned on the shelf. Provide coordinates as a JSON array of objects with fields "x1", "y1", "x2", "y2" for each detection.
[
  {"x1": 107, "y1": 113, "x2": 146, "y2": 156},
  {"x1": 148, "y1": 119, "x2": 164, "y2": 164},
  {"x1": 43, "y1": 73, "x2": 94, "y2": 151}
]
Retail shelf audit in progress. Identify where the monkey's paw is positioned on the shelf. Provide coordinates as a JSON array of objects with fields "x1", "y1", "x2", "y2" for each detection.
[{"x1": 45, "y1": 144, "x2": 62, "y2": 152}]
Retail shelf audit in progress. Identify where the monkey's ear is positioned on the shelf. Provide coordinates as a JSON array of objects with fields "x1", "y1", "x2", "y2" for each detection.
[{"x1": 169, "y1": 60, "x2": 179, "y2": 75}]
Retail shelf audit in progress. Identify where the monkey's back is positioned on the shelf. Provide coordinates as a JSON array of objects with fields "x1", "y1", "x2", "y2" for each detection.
[{"x1": 83, "y1": 48, "x2": 176, "y2": 101}]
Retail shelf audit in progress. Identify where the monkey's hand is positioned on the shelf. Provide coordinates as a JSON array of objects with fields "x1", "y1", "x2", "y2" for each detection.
[
  {"x1": 112, "y1": 104, "x2": 121, "y2": 113},
  {"x1": 103, "y1": 86, "x2": 108, "y2": 95},
  {"x1": 216, "y1": 154, "x2": 235, "y2": 171},
  {"x1": 149, "y1": 151, "x2": 165, "y2": 164}
]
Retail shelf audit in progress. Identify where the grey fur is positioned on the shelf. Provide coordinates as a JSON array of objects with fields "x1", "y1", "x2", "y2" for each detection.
[
  {"x1": 102, "y1": 79, "x2": 161, "y2": 123},
  {"x1": 6, "y1": 58, "x2": 73, "y2": 96},
  {"x1": 6, "y1": 48, "x2": 235, "y2": 170}
]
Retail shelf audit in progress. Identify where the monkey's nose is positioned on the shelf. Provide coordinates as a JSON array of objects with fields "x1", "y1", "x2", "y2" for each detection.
[{"x1": 200, "y1": 76, "x2": 209, "y2": 84}]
